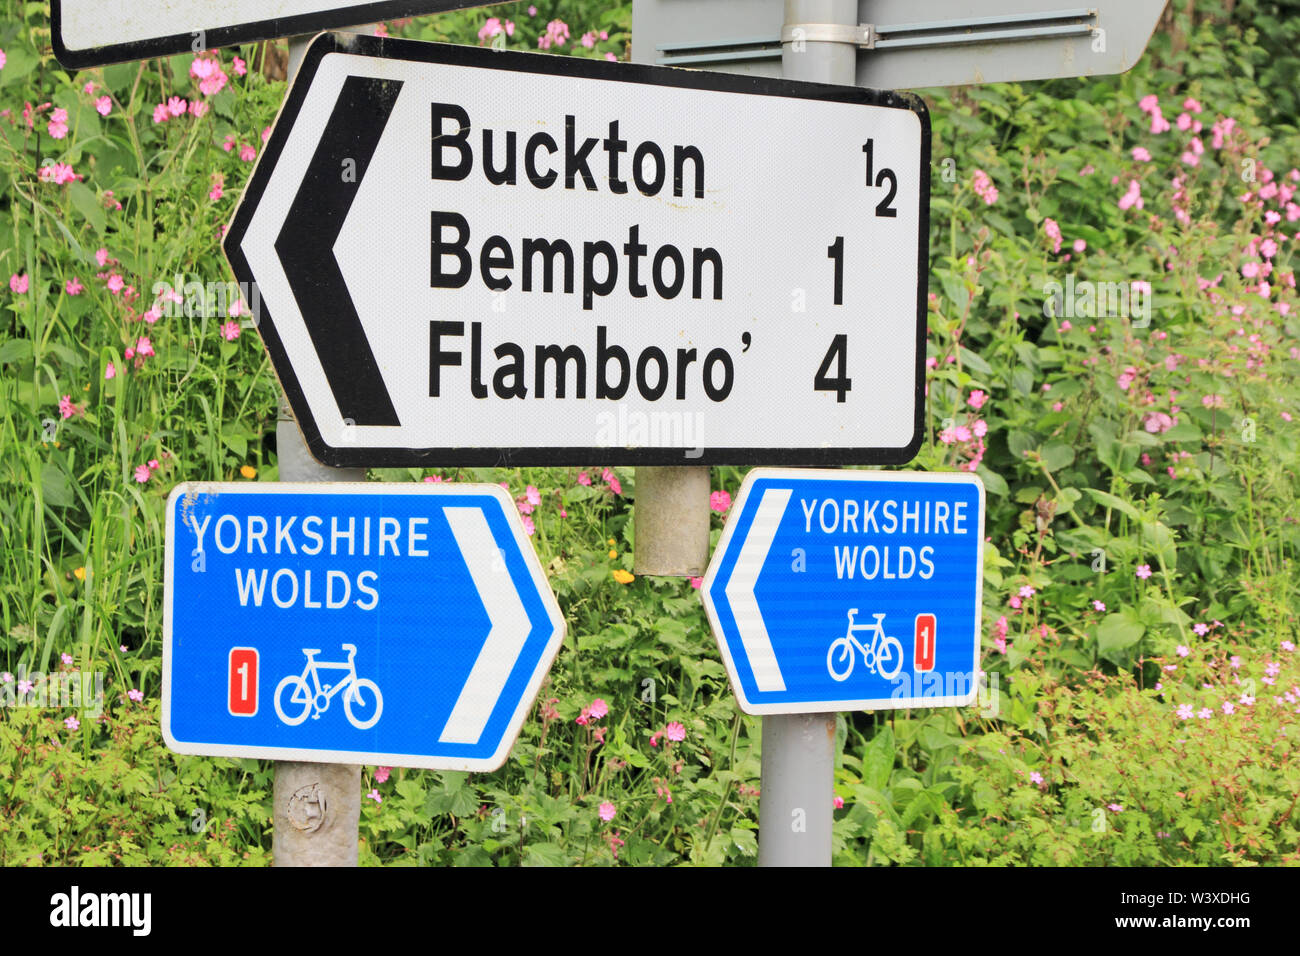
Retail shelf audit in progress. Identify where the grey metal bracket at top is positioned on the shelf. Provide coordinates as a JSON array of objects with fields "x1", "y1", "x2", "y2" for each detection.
[{"x1": 656, "y1": 7, "x2": 1099, "y2": 66}]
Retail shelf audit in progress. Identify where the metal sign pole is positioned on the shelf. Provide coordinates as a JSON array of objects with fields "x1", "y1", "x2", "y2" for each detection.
[
  {"x1": 755, "y1": 0, "x2": 858, "y2": 869},
  {"x1": 633, "y1": 466, "x2": 710, "y2": 576},
  {"x1": 271, "y1": 29, "x2": 369, "y2": 868}
]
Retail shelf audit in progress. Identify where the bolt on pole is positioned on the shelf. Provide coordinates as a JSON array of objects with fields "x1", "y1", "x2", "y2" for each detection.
[
  {"x1": 272, "y1": 27, "x2": 371, "y2": 867},
  {"x1": 754, "y1": 0, "x2": 860, "y2": 868}
]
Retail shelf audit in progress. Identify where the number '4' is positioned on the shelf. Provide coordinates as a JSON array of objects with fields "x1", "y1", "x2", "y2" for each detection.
[{"x1": 814, "y1": 334, "x2": 851, "y2": 403}]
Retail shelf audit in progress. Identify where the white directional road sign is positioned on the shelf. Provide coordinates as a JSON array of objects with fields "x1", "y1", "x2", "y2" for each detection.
[
  {"x1": 163, "y1": 482, "x2": 564, "y2": 770},
  {"x1": 51, "y1": 1, "x2": 487, "y2": 69},
  {"x1": 224, "y1": 32, "x2": 930, "y2": 467}
]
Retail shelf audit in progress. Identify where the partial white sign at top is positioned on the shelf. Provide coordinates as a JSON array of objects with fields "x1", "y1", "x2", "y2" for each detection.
[
  {"x1": 51, "y1": 1, "x2": 488, "y2": 69},
  {"x1": 633, "y1": 0, "x2": 1169, "y2": 88}
]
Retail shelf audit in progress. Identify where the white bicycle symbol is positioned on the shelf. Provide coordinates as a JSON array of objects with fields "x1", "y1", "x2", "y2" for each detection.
[
  {"x1": 827, "y1": 609, "x2": 904, "y2": 682},
  {"x1": 274, "y1": 644, "x2": 383, "y2": 730}
]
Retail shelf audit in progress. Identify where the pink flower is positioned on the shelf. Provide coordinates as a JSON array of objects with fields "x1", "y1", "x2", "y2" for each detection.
[
  {"x1": 94, "y1": 95, "x2": 112, "y2": 116},
  {"x1": 95, "y1": 248, "x2": 110, "y2": 267},
  {"x1": 58, "y1": 395, "x2": 79, "y2": 419},
  {"x1": 1149, "y1": 108, "x2": 1170, "y2": 134},
  {"x1": 589, "y1": 698, "x2": 609, "y2": 719},
  {"x1": 221, "y1": 318, "x2": 241, "y2": 340},
  {"x1": 605, "y1": 53, "x2": 618, "y2": 62},
  {"x1": 598, "y1": 801, "x2": 616, "y2": 822},
  {"x1": 366, "y1": 789, "x2": 382, "y2": 804},
  {"x1": 520, "y1": 514, "x2": 535, "y2": 536},
  {"x1": 525, "y1": 485, "x2": 541, "y2": 507},
  {"x1": 374, "y1": 766, "x2": 391, "y2": 783},
  {"x1": 1135, "y1": 564, "x2": 1153, "y2": 580},
  {"x1": 1138, "y1": 94, "x2": 1159, "y2": 114},
  {"x1": 189, "y1": 100, "x2": 208, "y2": 118},
  {"x1": 64, "y1": 716, "x2": 80, "y2": 731},
  {"x1": 1176, "y1": 703, "x2": 1194, "y2": 720},
  {"x1": 971, "y1": 169, "x2": 998, "y2": 205},
  {"x1": 239, "y1": 144, "x2": 256, "y2": 162},
  {"x1": 128, "y1": 688, "x2": 143, "y2": 702},
  {"x1": 833, "y1": 795, "x2": 845, "y2": 809},
  {"x1": 967, "y1": 389, "x2": 987, "y2": 410},
  {"x1": 104, "y1": 362, "x2": 116, "y2": 380},
  {"x1": 710, "y1": 490, "x2": 731, "y2": 513},
  {"x1": 152, "y1": 102, "x2": 169, "y2": 124},
  {"x1": 1175, "y1": 644, "x2": 1189, "y2": 657},
  {"x1": 1093, "y1": 600, "x2": 1106, "y2": 612},
  {"x1": 1029, "y1": 771, "x2": 1044, "y2": 785},
  {"x1": 233, "y1": 56, "x2": 247, "y2": 77},
  {"x1": 1197, "y1": 707, "x2": 1213, "y2": 720},
  {"x1": 1118, "y1": 180, "x2": 1144, "y2": 211},
  {"x1": 1073, "y1": 239, "x2": 1087, "y2": 254},
  {"x1": 65, "y1": 277, "x2": 83, "y2": 295},
  {"x1": 47, "y1": 107, "x2": 69, "y2": 139},
  {"x1": 61, "y1": 652, "x2": 73, "y2": 666},
  {"x1": 1201, "y1": 393, "x2": 1224, "y2": 409},
  {"x1": 1043, "y1": 217, "x2": 1063, "y2": 254},
  {"x1": 663, "y1": 721, "x2": 686, "y2": 742},
  {"x1": 133, "y1": 464, "x2": 151, "y2": 483},
  {"x1": 261, "y1": 126, "x2": 272, "y2": 144},
  {"x1": 39, "y1": 162, "x2": 79, "y2": 185},
  {"x1": 135, "y1": 336, "x2": 154, "y2": 357},
  {"x1": 166, "y1": 96, "x2": 187, "y2": 117},
  {"x1": 9, "y1": 273, "x2": 28, "y2": 294},
  {"x1": 1107, "y1": 803, "x2": 1123, "y2": 812},
  {"x1": 689, "y1": 576, "x2": 703, "y2": 589},
  {"x1": 1143, "y1": 411, "x2": 1174, "y2": 434},
  {"x1": 190, "y1": 57, "x2": 228, "y2": 97},
  {"x1": 1131, "y1": 146, "x2": 1152, "y2": 162},
  {"x1": 577, "y1": 471, "x2": 591, "y2": 485},
  {"x1": 106, "y1": 274, "x2": 124, "y2": 294}
]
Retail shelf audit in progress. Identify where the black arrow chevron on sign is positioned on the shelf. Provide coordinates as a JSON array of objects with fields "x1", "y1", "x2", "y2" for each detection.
[{"x1": 274, "y1": 75, "x2": 403, "y2": 428}]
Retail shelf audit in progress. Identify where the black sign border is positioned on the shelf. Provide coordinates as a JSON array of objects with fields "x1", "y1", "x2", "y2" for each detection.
[
  {"x1": 49, "y1": 1, "x2": 487, "y2": 69},
  {"x1": 225, "y1": 31, "x2": 932, "y2": 469}
]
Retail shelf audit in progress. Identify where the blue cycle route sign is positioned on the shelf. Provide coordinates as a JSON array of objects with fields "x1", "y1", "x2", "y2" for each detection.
[
  {"x1": 162, "y1": 482, "x2": 564, "y2": 771},
  {"x1": 702, "y1": 468, "x2": 985, "y2": 714}
]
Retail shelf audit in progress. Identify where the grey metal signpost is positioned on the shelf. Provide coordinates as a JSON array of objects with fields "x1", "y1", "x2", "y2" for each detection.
[
  {"x1": 271, "y1": 32, "x2": 369, "y2": 869},
  {"x1": 753, "y1": 0, "x2": 857, "y2": 869}
]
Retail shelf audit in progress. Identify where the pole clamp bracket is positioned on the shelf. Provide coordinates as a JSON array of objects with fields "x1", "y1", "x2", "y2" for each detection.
[{"x1": 780, "y1": 23, "x2": 876, "y2": 49}]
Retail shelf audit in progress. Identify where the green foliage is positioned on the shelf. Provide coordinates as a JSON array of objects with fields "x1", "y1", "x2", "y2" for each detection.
[{"x1": 0, "y1": 0, "x2": 1297, "y2": 866}]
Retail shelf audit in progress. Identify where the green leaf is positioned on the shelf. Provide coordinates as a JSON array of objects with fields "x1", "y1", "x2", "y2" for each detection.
[
  {"x1": 521, "y1": 842, "x2": 569, "y2": 866},
  {"x1": 1040, "y1": 441, "x2": 1075, "y2": 471},
  {"x1": 1084, "y1": 488, "x2": 1140, "y2": 520},
  {"x1": 0, "y1": 338, "x2": 33, "y2": 365},
  {"x1": 976, "y1": 464, "x2": 1008, "y2": 496},
  {"x1": 1096, "y1": 613, "x2": 1144, "y2": 655},
  {"x1": 68, "y1": 182, "x2": 106, "y2": 235},
  {"x1": 862, "y1": 727, "x2": 895, "y2": 791},
  {"x1": 730, "y1": 825, "x2": 758, "y2": 857},
  {"x1": 41, "y1": 461, "x2": 76, "y2": 509}
]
